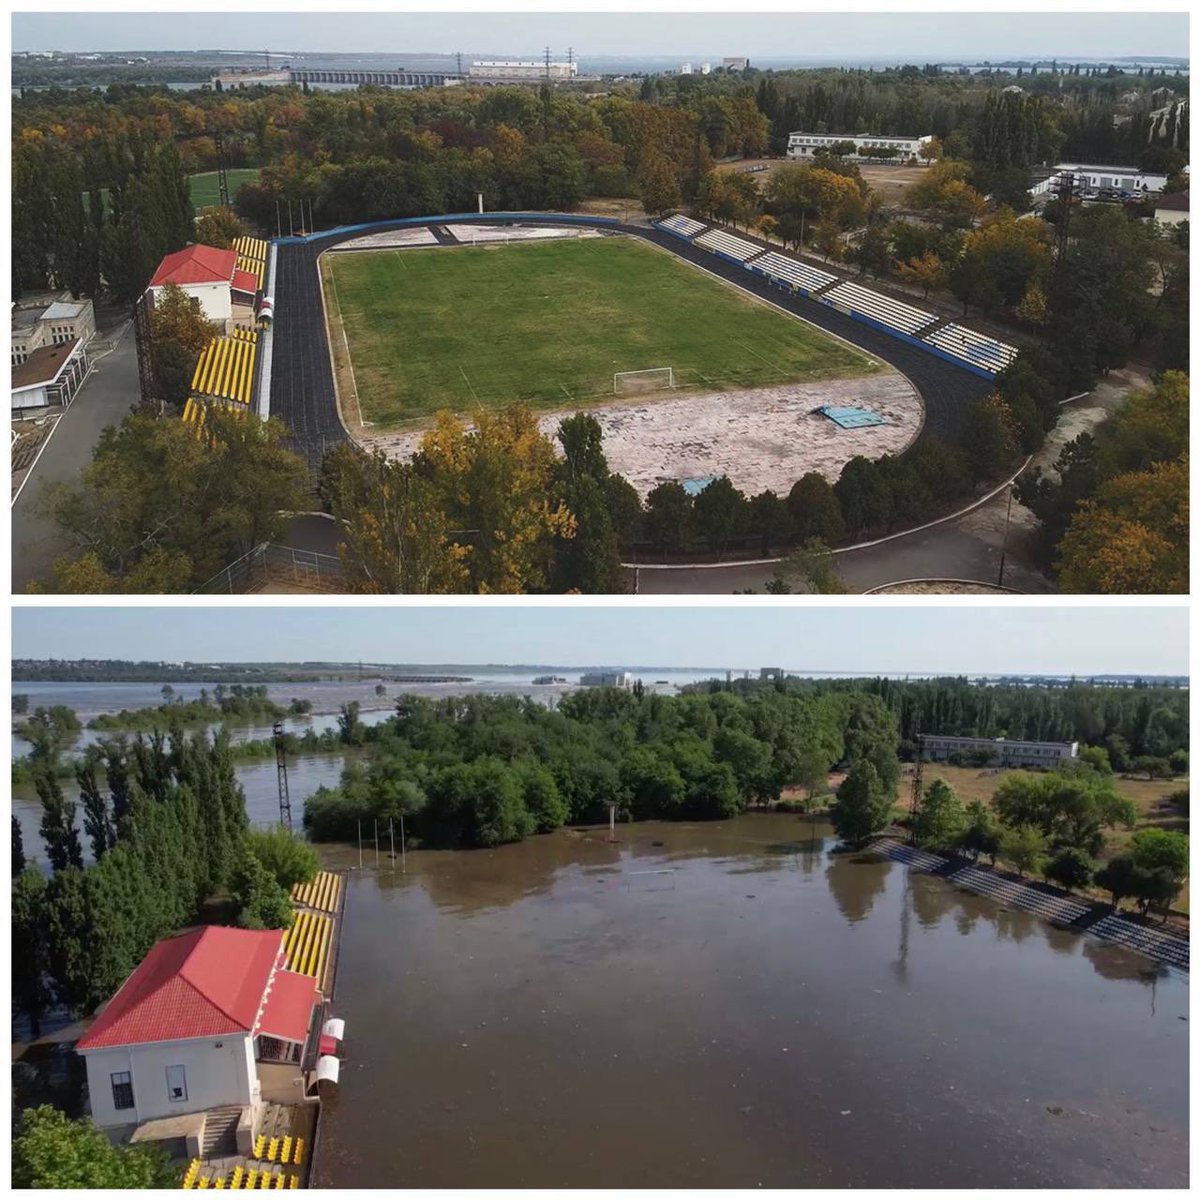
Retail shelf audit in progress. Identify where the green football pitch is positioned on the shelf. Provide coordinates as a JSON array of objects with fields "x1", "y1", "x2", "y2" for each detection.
[
  {"x1": 188, "y1": 169, "x2": 261, "y2": 212},
  {"x1": 320, "y1": 236, "x2": 881, "y2": 426}
]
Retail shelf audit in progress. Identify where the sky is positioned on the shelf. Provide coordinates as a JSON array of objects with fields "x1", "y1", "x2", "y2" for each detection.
[
  {"x1": 10, "y1": 11, "x2": 1189, "y2": 60},
  {"x1": 10, "y1": 605, "x2": 1189, "y2": 676}
]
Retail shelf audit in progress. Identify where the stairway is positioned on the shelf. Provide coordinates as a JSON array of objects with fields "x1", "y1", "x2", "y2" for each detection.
[{"x1": 201, "y1": 1105, "x2": 243, "y2": 1158}]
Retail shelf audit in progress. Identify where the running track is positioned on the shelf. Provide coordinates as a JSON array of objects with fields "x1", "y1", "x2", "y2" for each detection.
[{"x1": 268, "y1": 214, "x2": 993, "y2": 471}]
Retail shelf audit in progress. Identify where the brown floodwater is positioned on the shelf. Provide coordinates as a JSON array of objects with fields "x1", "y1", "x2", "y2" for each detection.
[{"x1": 313, "y1": 814, "x2": 1187, "y2": 1189}]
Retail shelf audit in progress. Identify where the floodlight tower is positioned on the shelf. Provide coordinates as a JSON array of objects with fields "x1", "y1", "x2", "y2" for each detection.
[
  {"x1": 274, "y1": 721, "x2": 292, "y2": 830},
  {"x1": 908, "y1": 734, "x2": 924, "y2": 842}
]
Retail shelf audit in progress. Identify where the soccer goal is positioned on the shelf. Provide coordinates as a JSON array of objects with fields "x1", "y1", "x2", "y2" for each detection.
[{"x1": 614, "y1": 367, "x2": 676, "y2": 396}]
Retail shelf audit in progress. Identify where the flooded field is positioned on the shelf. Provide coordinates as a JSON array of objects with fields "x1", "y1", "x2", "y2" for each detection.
[{"x1": 314, "y1": 814, "x2": 1187, "y2": 1189}]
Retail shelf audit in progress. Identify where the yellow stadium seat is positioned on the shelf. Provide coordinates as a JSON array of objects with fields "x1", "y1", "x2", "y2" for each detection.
[
  {"x1": 274, "y1": 1174, "x2": 285, "y2": 1190},
  {"x1": 289, "y1": 1176, "x2": 298, "y2": 1189},
  {"x1": 254, "y1": 1135, "x2": 265, "y2": 1159},
  {"x1": 292, "y1": 1139, "x2": 305, "y2": 1165},
  {"x1": 199, "y1": 1175, "x2": 211, "y2": 1188},
  {"x1": 215, "y1": 1179, "x2": 226, "y2": 1189},
  {"x1": 230, "y1": 1167, "x2": 243, "y2": 1190},
  {"x1": 267, "y1": 1138, "x2": 278, "y2": 1163},
  {"x1": 246, "y1": 1171, "x2": 258, "y2": 1190}
]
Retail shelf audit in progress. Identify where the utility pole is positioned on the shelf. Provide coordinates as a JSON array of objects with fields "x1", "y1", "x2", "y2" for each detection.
[
  {"x1": 287, "y1": 198, "x2": 294, "y2": 237},
  {"x1": 275, "y1": 199, "x2": 282, "y2": 239},
  {"x1": 544, "y1": 46, "x2": 551, "y2": 79},
  {"x1": 400, "y1": 811, "x2": 406, "y2": 870},
  {"x1": 997, "y1": 483, "x2": 1015, "y2": 588},
  {"x1": 273, "y1": 721, "x2": 292, "y2": 830},
  {"x1": 456, "y1": 50, "x2": 463, "y2": 77},
  {"x1": 908, "y1": 735, "x2": 924, "y2": 841},
  {"x1": 357, "y1": 820, "x2": 363, "y2": 869}
]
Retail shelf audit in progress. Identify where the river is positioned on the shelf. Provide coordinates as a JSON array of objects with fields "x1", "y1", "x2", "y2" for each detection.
[{"x1": 311, "y1": 814, "x2": 1187, "y2": 1189}]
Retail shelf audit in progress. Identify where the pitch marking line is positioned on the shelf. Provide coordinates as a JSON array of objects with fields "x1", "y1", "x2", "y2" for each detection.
[{"x1": 458, "y1": 364, "x2": 481, "y2": 404}]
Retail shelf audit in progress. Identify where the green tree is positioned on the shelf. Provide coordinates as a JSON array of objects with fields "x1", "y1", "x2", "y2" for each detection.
[
  {"x1": 912, "y1": 778, "x2": 966, "y2": 848},
  {"x1": 14, "y1": 1105, "x2": 178, "y2": 1188},
  {"x1": 245, "y1": 825, "x2": 320, "y2": 891},
  {"x1": 194, "y1": 205, "x2": 250, "y2": 250},
  {"x1": 999, "y1": 823, "x2": 1047, "y2": 878},
  {"x1": 1043, "y1": 846, "x2": 1096, "y2": 892},
  {"x1": 693, "y1": 475, "x2": 748, "y2": 558},
  {"x1": 230, "y1": 847, "x2": 295, "y2": 931},
  {"x1": 831, "y1": 759, "x2": 892, "y2": 846},
  {"x1": 149, "y1": 283, "x2": 219, "y2": 410},
  {"x1": 13, "y1": 868, "x2": 53, "y2": 1037},
  {"x1": 644, "y1": 481, "x2": 694, "y2": 555},
  {"x1": 786, "y1": 472, "x2": 845, "y2": 544},
  {"x1": 956, "y1": 798, "x2": 1001, "y2": 864}
]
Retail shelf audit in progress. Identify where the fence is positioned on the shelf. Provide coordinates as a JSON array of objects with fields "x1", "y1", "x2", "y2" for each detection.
[{"x1": 194, "y1": 542, "x2": 344, "y2": 594}]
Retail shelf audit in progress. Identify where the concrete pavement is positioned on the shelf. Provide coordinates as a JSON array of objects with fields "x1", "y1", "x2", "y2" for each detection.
[{"x1": 12, "y1": 323, "x2": 139, "y2": 592}]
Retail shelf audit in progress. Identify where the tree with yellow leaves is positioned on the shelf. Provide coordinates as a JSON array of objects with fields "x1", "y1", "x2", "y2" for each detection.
[
  {"x1": 417, "y1": 407, "x2": 576, "y2": 593},
  {"x1": 1056, "y1": 458, "x2": 1188, "y2": 593},
  {"x1": 895, "y1": 250, "x2": 946, "y2": 299}
]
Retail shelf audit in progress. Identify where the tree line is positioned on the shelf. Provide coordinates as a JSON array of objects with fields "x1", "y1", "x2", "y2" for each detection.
[
  {"x1": 12, "y1": 731, "x2": 316, "y2": 1035},
  {"x1": 302, "y1": 686, "x2": 901, "y2": 847}
]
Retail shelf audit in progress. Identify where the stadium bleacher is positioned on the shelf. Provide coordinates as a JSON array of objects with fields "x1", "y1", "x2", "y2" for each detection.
[
  {"x1": 233, "y1": 235, "x2": 268, "y2": 290},
  {"x1": 924, "y1": 323, "x2": 1019, "y2": 374},
  {"x1": 821, "y1": 281, "x2": 934, "y2": 336},
  {"x1": 656, "y1": 213, "x2": 708, "y2": 240},
  {"x1": 749, "y1": 251, "x2": 837, "y2": 296},
  {"x1": 694, "y1": 228, "x2": 763, "y2": 263},
  {"x1": 190, "y1": 328, "x2": 259, "y2": 408}
]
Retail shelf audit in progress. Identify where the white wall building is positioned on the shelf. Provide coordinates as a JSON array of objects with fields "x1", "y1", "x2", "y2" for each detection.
[
  {"x1": 146, "y1": 244, "x2": 261, "y2": 330},
  {"x1": 1029, "y1": 164, "x2": 1173, "y2": 198},
  {"x1": 12, "y1": 295, "x2": 95, "y2": 367},
  {"x1": 76, "y1": 926, "x2": 322, "y2": 1138},
  {"x1": 919, "y1": 734, "x2": 1079, "y2": 769},
  {"x1": 787, "y1": 132, "x2": 935, "y2": 161},
  {"x1": 11, "y1": 338, "x2": 91, "y2": 413},
  {"x1": 468, "y1": 60, "x2": 577, "y2": 81},
  {"x1": 580, "y1": 671, "x2": 634, "y2": 689}
]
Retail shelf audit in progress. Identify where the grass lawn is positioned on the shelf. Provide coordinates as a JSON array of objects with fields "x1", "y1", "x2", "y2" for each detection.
[
  {"x1": 917, "y1": 763, "x2": 1190, "y2": 915},
  {"x1": 321, "y1": 236, "x2": 880, "y2": 426},
  {"x1": 188, "y1": 168, "x2": 261, "y2": 212}
]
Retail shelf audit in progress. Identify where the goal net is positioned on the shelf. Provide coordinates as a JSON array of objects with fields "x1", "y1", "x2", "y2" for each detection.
[{"x1": 614, "y1": 367, "x2": 676, "y2": 395}]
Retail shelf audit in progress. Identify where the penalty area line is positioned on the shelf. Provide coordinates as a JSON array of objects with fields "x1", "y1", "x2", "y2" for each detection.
[{"x1": 458, "y1": 364, "x2": 481, "y2": 404}]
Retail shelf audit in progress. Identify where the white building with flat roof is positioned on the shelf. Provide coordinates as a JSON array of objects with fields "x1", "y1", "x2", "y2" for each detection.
[
  {"x1": 920, "y1": 734, "x2": 1079, "y2": 769},
  {"x1": 787, "y1": 132, "x2": 935, "y2": 161},
  {"x1": 1029, "y1": 164, "x2": 1173, "y2": 198},
  {"x1": 580, "y1": 670, "x2": 634, "y2": 689},
  {"x1": 468, "y1": 59, "x2": 577, "y2": 81}
]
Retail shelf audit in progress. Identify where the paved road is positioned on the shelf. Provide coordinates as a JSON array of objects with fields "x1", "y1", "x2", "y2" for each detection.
[{"x1": 12, "y1": 325, "x2": 139, "y2": 592}]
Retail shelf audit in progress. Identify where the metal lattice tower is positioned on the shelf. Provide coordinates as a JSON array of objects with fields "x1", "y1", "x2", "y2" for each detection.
[
  {"x1": 132, "y1": 290, "x2": 160, "y2": 412},
  {"x1": 214, "y1": 130, "x2": 230, "y2": 208},
  {"x1": 273, "y1": 721, "x2": 292, "y2": 830},
  {"x1": 1053, "y1": 170, "x2": 1076, "y2": 279}
]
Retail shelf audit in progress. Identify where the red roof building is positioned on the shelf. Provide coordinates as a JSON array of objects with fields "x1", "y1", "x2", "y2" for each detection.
[
  {"x1": 149, "y1": 244, "x2": 239, "y2": 289},
  {"x1": 77, "y1": 926, "x2": 284, "y2": 1051}
]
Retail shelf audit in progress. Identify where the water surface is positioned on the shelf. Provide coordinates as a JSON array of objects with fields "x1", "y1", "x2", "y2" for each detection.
[{"x1": 313, "y1": 815, "x2": 1187, "y2": 1189}]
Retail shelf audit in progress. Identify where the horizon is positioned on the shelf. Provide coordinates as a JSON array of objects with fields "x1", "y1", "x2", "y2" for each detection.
[
  {"x1": 11, "y1": 11, "x2": 1189, "y2": 60},
  {"x1": 11, "y1": 606, "x2": 1189, "y2": 678}
]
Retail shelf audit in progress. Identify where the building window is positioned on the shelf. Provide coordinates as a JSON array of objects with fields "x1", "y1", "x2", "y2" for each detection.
[
  {"x1": 166, "y1": 1064, "x2": 188, "y2": 1103},
  {"x1": 111, "y1": 1071, "x2": 135, "y2": 1110}
]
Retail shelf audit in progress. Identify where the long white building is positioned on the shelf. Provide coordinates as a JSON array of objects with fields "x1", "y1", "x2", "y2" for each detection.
[
  {"x1": 787, "y1": 132, "x2": 935, "y2": 161},
  {"x1": 919, "y1": 734, "x2": 1079, "y2": 769},
  {"x1": 1029, "y1": 164, "x2": 1173, "y2": 198},
  {"x1": 468, "y1": 59, "x2": 577, "y2": 81}
]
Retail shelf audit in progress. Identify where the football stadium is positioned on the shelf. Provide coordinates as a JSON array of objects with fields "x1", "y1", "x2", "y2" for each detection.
[{"x1": 256, "y1": 212, "x2": 1010, "y2": 496}]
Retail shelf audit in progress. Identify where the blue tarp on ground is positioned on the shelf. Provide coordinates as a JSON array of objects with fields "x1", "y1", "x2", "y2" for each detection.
[
  {"x1": 681, "y1": 476, "x2": 718, "y2": 496},
  {"x1": 818, "y1": 405, "x2": 887, "y2": 429}
]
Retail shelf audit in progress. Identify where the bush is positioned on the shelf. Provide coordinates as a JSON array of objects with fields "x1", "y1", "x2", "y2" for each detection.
[
  {"x1": 230, "y1": 848, "x2": 294, "y2": 931},
  {"x1": 999, "y1": 823, "x2": 1047, "y2": 878},
  {"x1": 245, "y1": 825, "x2": 320, "y2": 891}
]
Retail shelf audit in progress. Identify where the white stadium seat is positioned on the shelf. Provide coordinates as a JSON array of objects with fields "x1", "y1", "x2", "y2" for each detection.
[
  {"x1": 750, "y1": 251, "x2": 837, "y2": 295},
  {"x1": 657, "y1": 214, "x2": 708, "y2": 239},
  {"x1": 821, "y1": 281, "x2": 934, "y2": 336},
  {"x1": 694, "y1": 229, "x2": 763, "y2": 263},
  {"x1": 924, "y1": 323, "x2": 1020, "y2": 374}
]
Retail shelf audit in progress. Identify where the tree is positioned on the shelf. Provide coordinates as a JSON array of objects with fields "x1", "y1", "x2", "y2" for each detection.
[
  {"x1": 786, "y1": 472, "x2": 845, "y2": 544},
  {"x1": 1094, "y1": 855, "x2": 1139, "y2": 910},
  {"x1": 552, "y1": 413, "x2": 623, "y2": 593},
  {"x1": 692, "y1": 475, "x2": 748, "y2": 558},
  {"x1": 911, "y1": 778, "x2": 965, "y2": 848},
  {"x1": 1043, "y1": 846, "x2": 1095, "y2": 892},
  {"x1": 960, "y1": 395, "x2": 1017, "y2": 482},
  {"x1": 417, "y1": 407, "x2": 575, "y2": 593},
  {"x1": 149, "y1": 283, "x2": 219, "y2": 409},
  {"x1": 956, "y1": 799, "x2": 1001, "y2": 864},
  {"x1": 194, "y1": 205, "x2": 249, "y2": 250},
  {"x1": 831, "y1": 760, "x2": 892, "y2": 846},
  {"x1": 834, "y1": 457, "x2": 891, "y2": 535},
  {"x1": 245, "y1": 825, "x2": 320, "y2": 891},
  {"x1": 992, "y1": 769, "x2": 1136, "y2": 856},
  {"x1": 14, "y1": 1105, "x2": 177, "y2": 1188},
  {"x1": 13, "y1": 814, "x2": 27, "y2": 876},
  {"x1": 320, "y1": 444, "x2": 468, "y2": 594},
  {"x1": 1129, "y1": 828, "x2": 1188, "y2": 895},
  {"x1": 999, "y1": 823, "x2": 1047, "y2": 878},
  {"x1": 77, "y1": 760, "x2": 116, "y2": 862},
  {"x1": 230, "y1": 847, "x2": 295, "y2": 931},
  {"x1": 37, "y1": 411, "x2": 309, "y2": 592},
  {"x1": 37, "y1": 769, "x2": 83, "y2": 873},
  {"x1": 895, "y1": 250, "x2": 946, "y2": 299},
  {"x1": 13, "y1": 868, "x2": 52, "y2": 1037},
  {"x1": 644, "y1": 481, "x2": 693, "y2": 554},
  {"x1": 637, "y1": 154, "x2": 682, "y2": 217}
]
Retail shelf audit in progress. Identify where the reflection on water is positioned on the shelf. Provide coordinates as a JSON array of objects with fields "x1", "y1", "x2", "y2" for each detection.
[{"x1": 316, "y1": 814, "x2": 1187, "y2": 1189}]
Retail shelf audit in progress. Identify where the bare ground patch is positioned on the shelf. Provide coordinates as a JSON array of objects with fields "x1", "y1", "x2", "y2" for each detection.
[{"x1": 360, "y1": 372, "x2": 920, "y2": 497}]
